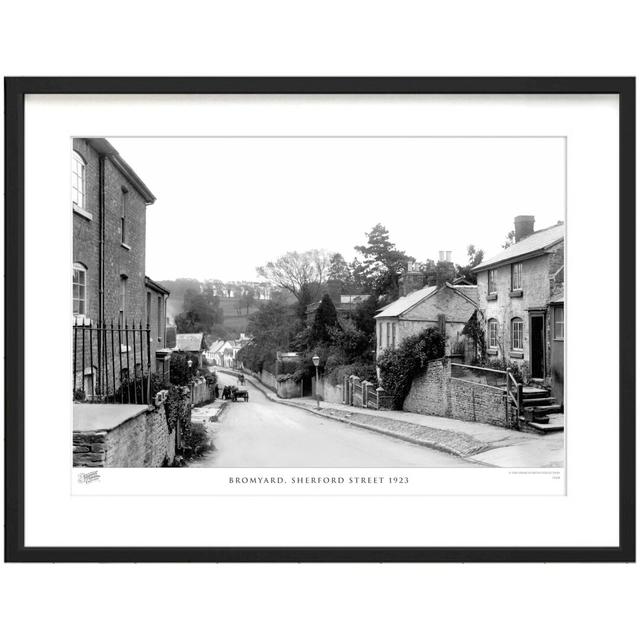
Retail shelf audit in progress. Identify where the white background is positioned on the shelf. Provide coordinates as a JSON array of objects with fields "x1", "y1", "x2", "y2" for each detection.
[{"x1": 1, "y1": 2, "x2": 638, "y2": 640}]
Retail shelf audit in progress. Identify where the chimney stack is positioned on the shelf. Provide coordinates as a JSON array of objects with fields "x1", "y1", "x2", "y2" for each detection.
[
  {"x1": 514, "y1": 215, "x2": 535, "y2": 243},
  {"x1": 399, "y1": 262, "x2": 424, "y2": 297}
]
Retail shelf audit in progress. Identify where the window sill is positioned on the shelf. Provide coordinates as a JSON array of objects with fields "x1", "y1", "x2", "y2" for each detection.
[
  {"x1": 121, "y1": 242, "x2": 131, "y2": 251},
  {"x1": 509, "y1": 351, "x2": 524, "y2": 359},
  {"x1": 486, "y1": 348, "x2": 498, "y2": 356},
  {"x1": 509, "y1": 290, "x2": 523, "y2": 298},
  {"x1": 486, "y1": 293, "x2": 497, "y2": 301},
  {"x1": 73, "y1": 204, "x2": 93, "y2": 221}
]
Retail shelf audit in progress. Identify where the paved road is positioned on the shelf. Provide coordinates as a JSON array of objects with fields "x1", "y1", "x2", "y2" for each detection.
[{"x1": 189, "y1": 372, "x2": 478, "y2": 468}]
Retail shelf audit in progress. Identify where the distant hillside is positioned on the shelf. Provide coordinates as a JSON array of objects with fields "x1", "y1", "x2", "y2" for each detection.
[{"x1": 160, "y1": 278, "x2": 266, "y2": 338}]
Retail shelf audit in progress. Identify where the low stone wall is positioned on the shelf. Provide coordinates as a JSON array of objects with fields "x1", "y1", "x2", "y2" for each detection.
[
  {"x1": 321, "y1": 380, "x2": 343, "y2": 404},
  {"x1": 403, "y1": 360, "x2": 449, "y2": 417},
  {"x1": 74, "y1": 403, "x2": 176, "y2": 468},
  {"x1": 260, "y1": 369, "x2": 277, "y2": 391},
  {"x1": 277, "y1": 377, "x2": 302, "y2": 398},
  {"x1": 403, "y1": 357, "x2": 508, "y2": 428},
  {"x1": 239, "y1": 367, "x2": 301, "y2": 398},
  {"x1": 191, "y1": 379, "x2": 214, "y2": 406},
  {"x1": 449, "y1": 378, "x2": 507, "y2": 427}
]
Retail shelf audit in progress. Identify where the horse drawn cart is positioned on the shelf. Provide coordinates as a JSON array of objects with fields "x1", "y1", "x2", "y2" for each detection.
[{"x1": 231, "y1": 386, "x2": 249, "y2": 402}]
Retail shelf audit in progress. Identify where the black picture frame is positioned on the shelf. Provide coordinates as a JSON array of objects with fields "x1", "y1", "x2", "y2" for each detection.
[{"x1": 4, "y1": 77, "x2": 635, "y2": 563}]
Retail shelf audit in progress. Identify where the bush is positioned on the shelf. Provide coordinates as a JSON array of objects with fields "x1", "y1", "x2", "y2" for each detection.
[
  {"x1": 163, "y1": 384, "x2": 191, "y2": 434},
  {"x1": 198, "y1": 366, "x2": 217, "y2": 386},
  {"x1": 325, "y1": 361, "x2": 377, "y2": 386},
  {"x1": 169, "y1": 351, "x2": 197, "y2": 386},
  {"x1": 485, "y1": 358, "x2": 527, "y2": 384},
  {"x1": 377, "y1": 327, "x2": 445, "y2": 409},
  {"x1": 277, "y1": 368, "x2": 305, "y2": 383},
  {"x1": 181, "y1": 421, "x2": 214, "y2": 459}
]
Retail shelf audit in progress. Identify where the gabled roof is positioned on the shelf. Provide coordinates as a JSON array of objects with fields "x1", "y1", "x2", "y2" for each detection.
[
  {"x1": 206, "y1": 340, "x2": 227, "y2": 354},
  {"x1": 449, "y1": 283, "x2": 479, "y2": 306},
  {"x1": 175, "y1": 333, "x2": 204, "y2": 352},
  {"x1": 374, "y1": 286, "x2": 437, "y2": 318},
  {"x1": 85, "y1": 138, "x2": 156, "y2": 204},
  {"x1": 375, "y1": 283, "x2": 479, "y2": 319},
  {"x1": 473, "y1": 223, "x2": 565, "y2": 272},
  {"x1": 145, "y1": 276, "x2": 170, "y2": 295}
]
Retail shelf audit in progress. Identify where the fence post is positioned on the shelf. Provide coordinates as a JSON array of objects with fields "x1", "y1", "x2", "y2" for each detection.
[
  {"x1": 362, "y1": 381, "x2": 368, "y2": 408},
  {"x1": 517, "y1": 383, "x2": 523, "y2": 415},
  {"x1": 506, "y1": 368, "x2": 511, "y2": 426}
]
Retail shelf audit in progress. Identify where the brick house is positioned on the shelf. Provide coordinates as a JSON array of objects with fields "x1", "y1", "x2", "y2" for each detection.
[
  {"x1": 145, "y1": 276, "x2": 171, "y2": 379},
  {"x1": 72, "y1": 138, "x2": 169, "y2": 397},
  {"x1": 374, "y1": 277, "x2": 479, "y2": 361},
  {"x1": 472, "y1": 215, "x2": 564, "y2": 402}
]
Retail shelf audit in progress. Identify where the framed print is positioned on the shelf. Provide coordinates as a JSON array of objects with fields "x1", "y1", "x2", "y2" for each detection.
[{"x1": 4, "y1": 77, "x2": 635, "y2": 562}]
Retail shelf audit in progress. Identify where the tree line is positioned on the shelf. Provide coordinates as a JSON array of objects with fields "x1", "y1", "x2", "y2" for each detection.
[{"x1": 238, "y1": 223, "x2": 487, "y2": 384}]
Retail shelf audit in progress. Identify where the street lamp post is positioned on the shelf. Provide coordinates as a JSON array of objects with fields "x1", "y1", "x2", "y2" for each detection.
[{"x1": 312, "y1": 354, "x2": 320, "y2": 410}]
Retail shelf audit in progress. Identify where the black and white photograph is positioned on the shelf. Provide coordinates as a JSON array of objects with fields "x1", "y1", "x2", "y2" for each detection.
[{"x1": 71, "y1": 135, "x2": 566, "y2": 472}]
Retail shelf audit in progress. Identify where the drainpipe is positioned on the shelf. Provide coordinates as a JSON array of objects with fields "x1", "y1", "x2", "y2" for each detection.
[
  {"x1": 98, "y1": 155, "x2": 106, "y2": 392},
  {"x1": 98, "y1": 154, "x2": 106, "y2": 327}
]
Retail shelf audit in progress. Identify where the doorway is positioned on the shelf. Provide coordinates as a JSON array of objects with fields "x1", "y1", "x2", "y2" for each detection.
[{"x1": 529, "y1": 313, "x2": 545, "y2": 379}]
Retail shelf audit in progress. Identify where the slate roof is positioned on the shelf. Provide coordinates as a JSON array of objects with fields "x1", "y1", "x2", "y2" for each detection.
[
  {"x1": 206, "y1": 340, "x2": 226, "y2": 354},
  {"x1": 374, "y1": 286, "x2": 438, "y2": 318},
  {"x1": 473, "y1": 223, "x2": 565, "y2": 271},
  {"x1": 375, "y1": 283, "x2": 479, "y2": 319},
  {"x1": 450, "y1": 284, "x2": 479, "y2": 305},
  {"x1": 175, "y1": 333, "x2": 204, "y2": 352},
  {"x1": 85, "y1": 138, "x2": 156, "y2": 204},
  {"x1": 145, "y1": 276, "x2": 170, "y2": 295}
]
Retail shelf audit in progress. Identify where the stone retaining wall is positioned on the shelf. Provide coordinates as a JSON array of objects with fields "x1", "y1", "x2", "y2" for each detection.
[
  {"x1": 449, "y1": 379, "x2": 507, "y2": 426},
  {"x1": 191, "y1": 379, "x2": 214, "y2": 405},
  {"x1": 74, "y1": 403, "x2": 176, "y2": 467},
  {"x1": 403, "y1": 357, "x2": 508, "y2": 427},
  {"x1": 321, "y1": 380, "x2": 343, "y2": 404}
]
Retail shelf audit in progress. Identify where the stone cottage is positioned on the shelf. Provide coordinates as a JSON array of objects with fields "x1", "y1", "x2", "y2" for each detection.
[
  {"x1": 472, "y1": 215, "x2": 564, "y2": 403},
  {"x1": 374, "y1": 280, "x2": 479, "y2": 360}
]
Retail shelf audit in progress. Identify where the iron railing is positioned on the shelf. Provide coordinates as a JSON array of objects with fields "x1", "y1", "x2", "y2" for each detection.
[{"x1": 73, "y1": 318, "x2": 153, "y2": 404}]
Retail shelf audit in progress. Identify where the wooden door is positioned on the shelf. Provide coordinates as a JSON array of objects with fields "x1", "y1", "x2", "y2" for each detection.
[{"x1": 529, "y1": 313, "x2": 545, "y2": 379}]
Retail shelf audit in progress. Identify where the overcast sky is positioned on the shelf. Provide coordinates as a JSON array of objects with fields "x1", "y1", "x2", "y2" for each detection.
[{"x1": 109, "y1": 137, "x2": 566, "y2": 283}]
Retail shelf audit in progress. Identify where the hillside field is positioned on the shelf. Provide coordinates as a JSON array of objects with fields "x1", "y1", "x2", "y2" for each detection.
[{"x1": 166, "y1": 295, "x2": 259, "y2": 337}]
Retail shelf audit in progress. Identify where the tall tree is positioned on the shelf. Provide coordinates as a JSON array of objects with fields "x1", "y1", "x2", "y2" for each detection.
[
  {"x1": 309, "y1": 293, "x2": 339, "y2": 346},
  {"x1": 327, "y1": 252, "x2": 352, "y2": 284},
  {"x1": 246, "y1": 300, "x2": 294, "y2": 351},
  {"x1": 256, "y1": 249, "x2": 332, "y2": 304},
  {"x1": 502, "y1": 229, "x2": 515, "y2": 249},
  {"x1": 238, "y1": 300, "x2": 296, "y2": 371},
  {"x1": 175, "y1": 288, "x2": 223, "y2": 334},
  {"x1": 354, "y1": 224, "x2": 413, "y2": 299},
  {"x1": 454, "y1": 244, "x2": 485, "y2": 284}
]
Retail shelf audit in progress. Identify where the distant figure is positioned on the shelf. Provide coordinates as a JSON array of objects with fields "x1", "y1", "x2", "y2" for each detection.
[
  {"x1": 214, "y1": 383, "x2": 220, "y2": 398},
  {"x1": 238, "y1": 374, "x2": 245, "y2": 385}
]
